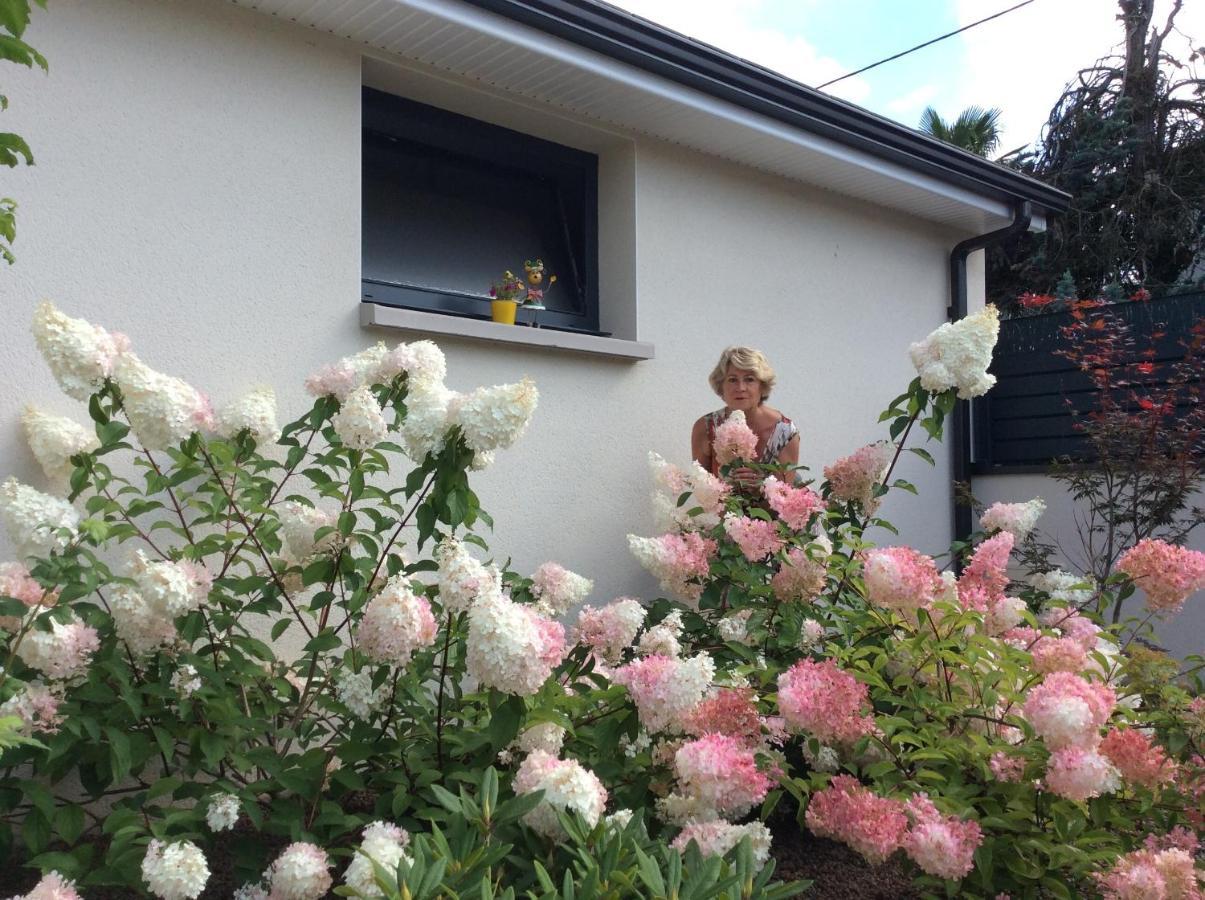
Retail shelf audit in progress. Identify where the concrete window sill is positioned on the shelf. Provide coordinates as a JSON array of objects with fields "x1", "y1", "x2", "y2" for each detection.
[{"x1": 360, "y1": 303, "x2": 655, "y2": 361}]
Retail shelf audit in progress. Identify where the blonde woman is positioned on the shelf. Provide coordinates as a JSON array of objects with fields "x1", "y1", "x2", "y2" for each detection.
[{"x1": 691, "y1": 346, "x2": 800, "y2": 483}]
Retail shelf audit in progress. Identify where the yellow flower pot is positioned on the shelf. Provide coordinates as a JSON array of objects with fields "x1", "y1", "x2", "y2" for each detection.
[{"x1": 490, "y1": 299, "x2": 518, "y2": 325}]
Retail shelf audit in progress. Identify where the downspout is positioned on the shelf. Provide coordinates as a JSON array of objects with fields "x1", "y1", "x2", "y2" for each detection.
[{"x1": 948, "y1": 200, "x2": 1032, "y2": 553}]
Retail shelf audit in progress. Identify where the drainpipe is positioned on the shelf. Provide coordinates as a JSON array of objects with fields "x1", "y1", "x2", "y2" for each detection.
[{"x1": 948, "y1": 200, "x2": 1032, "y2": 553}]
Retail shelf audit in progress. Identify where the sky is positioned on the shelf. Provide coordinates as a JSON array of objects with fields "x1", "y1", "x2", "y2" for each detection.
[{"x1": 605, "y1": 0, "x2": 1205, "y2": 158}]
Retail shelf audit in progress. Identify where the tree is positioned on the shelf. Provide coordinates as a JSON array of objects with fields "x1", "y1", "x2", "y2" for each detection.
[
  {"x1": 988, "y1": 0, "x2": 1205, "y2": 306},
  {"x1": 918, "y1": 105, "x2": 1003, "y2": 156}
]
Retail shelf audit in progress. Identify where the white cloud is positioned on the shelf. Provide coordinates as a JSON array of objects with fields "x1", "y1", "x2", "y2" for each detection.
[
  {"x1": 885, "y1": 83, "x2": 941, "y2": 116},
  {"x1": 605, "y1": 0, "x2": 874, "y2": 104}
]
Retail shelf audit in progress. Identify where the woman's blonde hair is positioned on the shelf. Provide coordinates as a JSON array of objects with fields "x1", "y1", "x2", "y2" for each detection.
[{"x1": 708, "y1": 346, "x2": 776, "y2": 401}]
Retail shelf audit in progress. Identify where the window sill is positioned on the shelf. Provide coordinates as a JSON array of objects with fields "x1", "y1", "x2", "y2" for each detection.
[{"x1": 360, "y1": 303, "x2": 655, "y2": 361}]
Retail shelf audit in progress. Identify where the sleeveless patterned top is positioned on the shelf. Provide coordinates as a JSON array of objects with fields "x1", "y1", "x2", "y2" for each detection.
[{"x1": 705, "y1": 409, "x2": 798, "y2": 475}]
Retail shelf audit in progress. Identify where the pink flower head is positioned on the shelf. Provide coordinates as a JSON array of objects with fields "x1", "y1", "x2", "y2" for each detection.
[
  {"x1": 771, "y1": 545, "x2": 829, "y2": 603},
  {"x1": 0, "y1": 681, "x2": 63, "y2": 735},
  {"x1": 0, "y1": 561, "x2": 57, "y2": 631},
  {"x1": 805, "y1": 775, "x2": 908, "y2": 865},
  {"x1": 712, "y1": 410, "x2": 758, "y2": 465},
  {"x1": 530, "y1": 561, "x2": 593, "y2": 616},
  {"x1": 1031, "y1": 635, "x2": 1089, "y2": 674},
  {"x1": 682, "y1": 687, "x2": 764, "y2": 748},
  {"x1": 674, "y1": 733, "x2": 772, "y2": 817},
  {"x1": 723, "y1": 515, "x2": 783, "y2": 562},
  {"x1": 16, "y1": 617, "x2": 99, "y2": 682},
  {"x1": 989, "y1": 751, "x2": 1025, "y2": 783},
  {"x1": 1100, "y1": 729, "x2": 1175, "y2": 789},
  {"x1": 628, "y1": 532, "x2": 716, "y2": 603},
  {"x1": 304, "y1": 360, "x2": 359, "y2": 400},
  {"x1": 900, "y1": 797, "x2": 982, "y2": 881},
  {"x1": 266, "y1": 842, "x2": 332, "y2": 900},
  {"x1": 1144, "y1": 827, "x2": 1200, "y2": 856},
  {"x1": 1116, "y1": 538, "x2": 1205, "y2": 613},
  {"x1": 823, "y1": 442, "x2": 892, "y2": 512},
  {"x1": 957, "y1": 532, "x2": 1013, "y2": 612},
  {"x1": 466, "y1": 590, "x2": 566, "y2": 696},
  {"x1": 574, "y1": 597, "x2": 646, "y2": 664},
  {"x1": 1096, "y1": 847, "x2": 1202, "y2": 900},
  {"x1": 762, "y1": 477, "x2": 826, "y2": 531},
  {"x1": 1039, "y1": 607, "x2": 1102, "y2": 653},
  {"x1": 671, "y1": 821, "x2": 772, "y2": 868},
  {"x1": 1044, "y1": 746, "x2": 1120, "y2": 801},
  {"x1": 777, "y1": 658, "x2": 876, "y2": 745},
  {"x1": 860, "y1": 546, "x2": 944, "y2": 612},
  {"x1": 612, "y1": 652, "x2": 714, "y2": 734},
  {"x1": 1023, "y1": 672, "x2": 1116, "y2": 750},
  {"x1": 355, "y1": 576, "x2": 439, "y2": 668},
  {"x1": 23, "y1": 871, "x2": 83, "y2": 899}
]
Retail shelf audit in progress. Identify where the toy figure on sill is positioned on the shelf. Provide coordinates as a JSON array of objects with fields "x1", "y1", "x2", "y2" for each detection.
[
  {"x1": 488, "y1": 259, "x2": 557, "y2": 327},
  {"x1": 522, "y1": 258, "x2": 557, "y2": 328}
]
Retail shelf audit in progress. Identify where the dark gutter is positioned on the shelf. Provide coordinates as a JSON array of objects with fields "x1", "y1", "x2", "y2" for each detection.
[
  {"x1": 949, "y1": 201, "x2": 1033, "y2": 559},
  {"x1": 460, "y1": 0, "x2": 1070, "y2": 215}
]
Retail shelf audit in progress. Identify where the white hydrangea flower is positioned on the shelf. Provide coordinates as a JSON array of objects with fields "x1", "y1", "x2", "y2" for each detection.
[
  {"x1": 530, "y1": 562, "x2": 593, "y2": 617},
  {"x1": 232, "y1": 884, "x2": 269, "y2": 900},
  {"x1": 114, "y1": 353, "x2": 214, "y2": 450},
  {"x1": 802, "y1": 741, "x2": 840, "y2": 773},
  {"x1": 981, "y1": 497, "x2": 1046, "y2": 540},
  {"x1": 336, "y1": 669, "x2": 387, "y2": 720},
  {"x1": 171, "y1": 664, "x2": 202, "y2": 699},
  {"x1": 517, "y1": 721, "x2": 567, "y2": 756},
  {"x1": 716, "y1": 610, "x2": 753, "y2": 644},
  {"x1": 381, "y1": 339, "x2": 446, "y2": 389},
  {"x1": 605, "y1": 809, "x2": 634, "y2": 832},
  {"x1": 355, "y1": 575, "x2": 439, "y2": 668},
  {"x1": 277, "y1": 501, "x2": 339, "y2": 563},
  {"x1": 466, "y1": 588, "x2": 566, "y2": 696},
  {"x1": 22, "y1": 406, "x2": 99, "y2": 493},
  {"x1": 217, "y1": 386, "x2": 279, "y2": 445},
  {"x1": 450, "y1": 377, "x2": 538, "y2": 454},
  {"x1": 0, "y1": 477, "x2": 80, "y2": 559},
  {"x1": 985, "y1": 596, "x2": 1028, "y2": 636},
  {"x1": 435, "y1": 537, "x2": 500, "y2": 614},
  {"x1": 265, "y1": 842, "x2": 332, "y2": 900},
  {"x1": 1028, "y1": 569, "x2": 1093, "y2": 605},
  {"x1": 637, "y1": 610, "x2": 685, "y2": 658},
  {"x1": 909, "y1": 305, "x2": 1000, "y2": 399},
  {"x1": 399, "y1": 378, "x2": 456, "y2": 462},
  {"x1": 343, "y1": 821, "x2": 411, "y2": 898},
  {"x1": 798, "y1": 618, "x2": 826, "y2": 651},
  {"x1": 620, "y1": 730, "x2": 652, "y2": 758},
  {"x1": 671, "y1": 821, "x2": 772, "y2": 868},
  {"x1": 129, "y1": 551, "x2": 212, "y2": 619},
  {"x1": 31, "y1": 301, "x2": 130, "y2": 400},
  {"x1": 205, "y1": 793, "x2": 240, "y2": 832},
  {"x1": 110, "y1": 584, "x2": 178, "y2": 656},
  {"x1": 15, "y1": 614, "x2": 98, "y2": 682},
  {"x1": 141, "y1": 839, "x2": 210, "y2": 900},
  {"x1": 513, "y1": 751, "x2": 607, "y2": 839},
  {"x1": 16, "y1": 870, "x2": 82, "y2": 899},
  {"x1": 332, "y1": 384, "x2": 388, "y2": 450}
]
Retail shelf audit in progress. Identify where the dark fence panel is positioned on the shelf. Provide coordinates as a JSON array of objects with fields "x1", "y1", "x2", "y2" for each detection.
[{"x1": 972, "y1": 291, "x2": 1204, "y2": 472}]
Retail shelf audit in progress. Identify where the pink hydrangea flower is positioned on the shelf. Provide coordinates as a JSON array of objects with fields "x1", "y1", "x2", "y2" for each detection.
[
  {"x1": 612, "y1": 652, "x2": 714, "y2": 734},
  {"x1": 771, "y1": 546, "x2": 828, "y2": 603},
  {"x1": 900, "y1": 795, "x2": 982, "y2": 881},
  {"x1": 712, "y1": 410, "x2": 758, "y2": 465},
  {"x1": 823, "y1": 442, "x2": 892, "y2": 513},
  {"x1": 530, "y1": 561, "x2": 593, "y2": 617},
  {"x1": 1116, "y1": 538, "x2": 1205, "y2": 614},
  {"x1": 513, "y1": 750, "x2": 607, "y2": 839},
  {"x1": 674, "y1": 733, "x2": 772, "y2": 817},
  {"x1": 355, "y1": 576, "x2": 438, "y2": 668},
  {"x1": 805, "y1": 775, "x2": 908, "y2": 865},
  {"x1": 777, "y1": 658, "x2": 876, "y2": 745},
  {"x1": 762, "y1": 477, "x2": 826, "y2": 531},
  {"x1": 682, "y1": 687, "x2": 764, "y2": 748},
  {"x1": 22, "y1": 870, "x2": 83, "y2": 899},
  {"x1": 671, "y1": 821, "x2": 772, "y2": 868},
  {"x1": 0, "y1": 681, "x2": 62, "y2": 735},
  {"x1": 1031, "y1": 635, "x2": 1089, "y2": 674},
  {"x1": 989, "y1": 751, "x2": 1025, "y2": 783},
  {"x1": 1100, "y1": 728, "x2": 1175, "y2": 789},
  {"x1": 1044, "y1": 746, "x2": 1120, "y2": 801},
  {"x1": 1023, "y1": 672, "x2": 1116, "y2": 750},
  {"x1": 1144, "y1": 827, "x2": 1200, "y2": 856},
  {"x1": 1095, "y1": 846, "x2": 1199, "y2": 900},
  {"x1": 265, "y1": 842, "x2": 331, "y2": 900},
  {"x1": 859, "y1": 547, "x2": 944, "y2": 612},
  {"x1": 628, "y1": 532, "x2": 717, "y2": 603},
  {"x1": 574, "y1": 597, "x2": 646, "y2": 664},
  {"x1": 466, "y1": 590, "x2": 566, "y2": 696},
  {"x1": 1039, "y1": 607, "x2": 1102, "y2": 653},
  {"x1": 16, "y1": 617, "x2": 99, "y2": 682},
  {"x1": 0, "y1": 561, "x2": 56, "y2": 631},
  {"x1": 957, "y1": 532, "x2": 1013, "y2": 612},
  {"x1": 723, "y1": 515, "x2": 783, "y2": 562}
]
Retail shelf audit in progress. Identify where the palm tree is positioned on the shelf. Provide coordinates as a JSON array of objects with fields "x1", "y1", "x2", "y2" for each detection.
[{"x1": 919, "y1": 105, "x2": 1003, "y2": 157}]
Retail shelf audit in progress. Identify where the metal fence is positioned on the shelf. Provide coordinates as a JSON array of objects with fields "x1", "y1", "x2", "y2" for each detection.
[{"x1": 971, "y1": 291, "x2": 1204, "y2": 473}]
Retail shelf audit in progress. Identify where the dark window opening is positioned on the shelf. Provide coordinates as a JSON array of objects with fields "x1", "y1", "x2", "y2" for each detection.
[{"x1": 361, "y1": 88, "x2": 600, "y2": 334}]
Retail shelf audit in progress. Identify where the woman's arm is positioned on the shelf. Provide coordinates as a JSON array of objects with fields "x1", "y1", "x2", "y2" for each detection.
[
  {"x1": 691, "y1": 417, "x2": 713, "y2": 472},
  {"x1": 774, "y1": 433, "x2": 801, "y2": 483}
]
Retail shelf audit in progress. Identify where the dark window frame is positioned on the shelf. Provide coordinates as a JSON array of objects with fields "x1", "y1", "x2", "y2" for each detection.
[{"x1": 361, "y1": 87, "x2": 601, "y2": 334}]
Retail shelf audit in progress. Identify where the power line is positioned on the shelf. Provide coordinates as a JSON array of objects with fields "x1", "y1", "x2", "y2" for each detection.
[{"x1": 816, "y1": 0, "x2": 1036, "y2": 90}]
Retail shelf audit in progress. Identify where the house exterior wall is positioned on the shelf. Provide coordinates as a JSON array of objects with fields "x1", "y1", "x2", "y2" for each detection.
[{"x1": 1, "y1": 0, "x2": 968, "y2": 607}]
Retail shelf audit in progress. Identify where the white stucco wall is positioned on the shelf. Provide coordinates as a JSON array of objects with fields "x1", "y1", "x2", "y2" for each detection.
[
  {"x1": 1, "y1": 0, "x2": 969, "y2": 610},
  {"x1": 974, "y1": 475, "x2": 1204, "y2": 660}
]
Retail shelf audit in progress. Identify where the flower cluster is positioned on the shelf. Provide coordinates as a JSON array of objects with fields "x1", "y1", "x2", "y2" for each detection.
[
  {"x1": 612, "y1": 652, "x2": 715, "y2": 734},
  {"x1": 574, "y1": 597, "x2": 646, "y2": 664},
  {"x1": 1095, "y1": 845, "x2": 1202, "y2": 900},
  {"x1": 451, "y1": 378, "x2": 539, "y2": 455},
  {"x1": 22, "y1": 406, "x2": 99, "y2": 492},
  {"x1": 205, "y1": 793, "x2": 240, "y2": 832},
  {"x1": 1100, "y1": 728, "x2": 1175, "y2": 789},
  {"x1": 0, "y1": 681, "x2": 62, "y2": 735},
  {"x1": 110, "y1": 553, "x2": 212, "y2": 656},
  {"x1": 762, "y1": 476, "x2": 825, "y2": 530},
  {"x1": 957, "y1": 531, "x2": 1013, "y2": 612},
  {"x1": 15, "y1": 616, "x2": 99, "y2": 682},
  {"x1": 1022, "y1": 672, "x2": 1116, "y2": 750},
  {"x1": 980, "y1": 497, "x2": 1045, "y2": 540},
  {"x1": 671, "y1": 820, "x2": 772, "y2": 868},
  {"x1": 0, "y1": 561, "x2": 55, "y2": 631},
  {"x1": 331, "y1": 384, "x2": 388, "y2": 449},
  {"x1": 681, "y1": 687, "x2": 769, "y2": 748},
  {"x1": 276, "y1": 501, "x2": 339, "y2": 564},
  {"x1": 31, "y1": 301, "x2": 130, "y2": 400},
  {"x1": 466, "y1": 589, "x2": 566, "y2": 696},
  {"x1": 141, "y1": 839, "x2": 210, "y2": 900},
  {"x1": 513, "y1": 751, "x2": 607, "y2": 839},
  {"x1": 435, "y1": 537, "x2": 499, "y2": 614},
  {"x1": 908, "y1": 304, "x2": 1000, "y2": 399},
  {"x1": 672, "y1": 733, "x2": 772, "y2": 817},
  {"x1": 0, "y1": 478, "x2": 80, "y2": 559},
  {"x1": 823, "y1": 442, "x2": 892, "y2": 513},
  {"x1": 114, "y1": 353, "x2": 214, "y2": 451},
  {"x1": 805, "y1": 776, "x2": 908, "y2": 865},
  {"x1": 900, "y1": 794, "x2": 983, "y2": 881},
  {"x1": 355, "y1": 575, "x2": 439, "y2": 668},
  {"x1": 1116, "y1": 538, "x2": 1205, "y2": 613},
  {"x1": 530, "y1": 561, "x2": 593, "y2": 617},
  {"x1": 860, "y1": 546, "x2": 944, "y2": 612},
  {"x1": 16, "y1": 870, "x2": 83, "y2": 899},
  {"x1": 343, "y1": 821, "x2": 410, "y2": 898},
  {"x1": 263, "y1": 843, "x2": 332, "y2": 900},
  {"x1": 335, "y1": 669, "x2": 387, "y2": 720},
  {"x1": 777, "y1": 658, "x2": 876, "y2": 745},
  {"x1": 712, "y1": 410, "x2": 758, "y2": 465},
  {"x1": 722, "y1": 515, "x2": 783, "y2": 562},
  {"x1": 628, "y1": 532, "x2": 716, "y2": 603},
  {"x1": 216, "y1": 386, "x2": 279, "y2": 445}
]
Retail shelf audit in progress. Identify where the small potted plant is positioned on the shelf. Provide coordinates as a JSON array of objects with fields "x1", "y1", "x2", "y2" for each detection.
[{"x1": 488, "y1": 270, "x2": 525, "y2": 325}]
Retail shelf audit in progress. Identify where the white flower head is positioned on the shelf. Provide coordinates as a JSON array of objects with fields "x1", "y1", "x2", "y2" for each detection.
[
  {"x1": 400, "y1": 378, "x2": 456, "y2": 462},
  {"x1": 517, "y1": 721, "x2": 567, "y2": 756},
  {"x1": 141, "y1": 839, "x2": 210, "y2": 900},
  {"x1": 277, "y1": 501, "x2": 339, "y2": 563},
  {"x1": 265, "y1": 842, "x2": 332, "y2": 900},
  {"x1": 909, "y1": 305, "x2": 1000, "y2": 399},
  {"x1": 114, "y1": 353, "x2": 214, "y2": 450},
  {"x1": 466, "y1": 589, "x2": 566, "y2": 696},
  {"x1": 513, "y1": 751, "x2": 607, "y2": 839},
  {"x1": 31, "y1": 301, "x2": 130, "y2": 400},
  {"x1": 450, "y1": 377, "x2": 538, "y2": 454},
  {"x1": 0, "y1": 477, "x2": 80, "y2": 559},
  {"x1": 205, "y1": 793, "x2": 240, "y2": 832},
  {"x1": 22, "y1": 406, "x2": 99, "y2": 493},
  {"x1": 171, "y1": 664, "x2": 202, "y2": 699},
  {"x1": 332, "y1": 384, "x2": 389, "y2": 450},
  {"x1": 217, "y1": 386, "x2": 279, "y2": 445},
  {"x1": 343, "y1": 821, "x2": 411, "y2": 898},
  {"x1": 336, "y1": 669, "x2": 387, "y2": 720},
  {"x1": 436, "y1": 537, "x2": 500, "y2": 614},
  {"x1": 981, "y1": 497, "x2": 1046, "y2": 540}
]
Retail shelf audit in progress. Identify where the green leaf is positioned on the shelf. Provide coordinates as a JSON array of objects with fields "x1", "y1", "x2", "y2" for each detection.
[
  {"x1": 270, "y1": 618, "x2": 291, "y2": 641},
  {"x1": 304, "y1": 628, "x2": 341, "y2": 653},
  {"x1": 0, "y1": 0, "x2": 32, "y2": 38},
  {"x1": 54, "y1": 804, "x2": 86, "y2": 844},
  {"x1": 488, "y1": 695, "x2": 525, "y2": 750},
  {"x1": 0, "y1": 131, "x2": 32, "y2": 166},
  {"x1": 104, "y1": 727, "x2": 132, "y2": 782},
  {"x1": 0, "y1": 33, "x2": 45, "y2": 69}
]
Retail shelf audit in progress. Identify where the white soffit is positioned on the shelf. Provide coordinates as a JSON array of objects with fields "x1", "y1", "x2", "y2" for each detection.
[{"x1": 232, "y1": 0, "x2": 1029, "y2": 233}]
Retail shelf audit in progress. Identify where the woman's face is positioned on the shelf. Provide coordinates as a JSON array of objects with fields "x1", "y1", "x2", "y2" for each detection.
[{"x1": 721, "y1": 366, "x2": 762, "y2": 413}]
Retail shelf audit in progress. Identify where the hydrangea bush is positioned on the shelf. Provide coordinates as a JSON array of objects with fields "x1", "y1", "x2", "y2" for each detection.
[{"x1": 0, "y1": 303, "x2": 805, "y2": 899}]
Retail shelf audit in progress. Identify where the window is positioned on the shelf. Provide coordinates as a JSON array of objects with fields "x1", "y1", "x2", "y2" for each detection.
[{"x1": 361, "y1": 88, "x2": 601, "y2": 334}]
